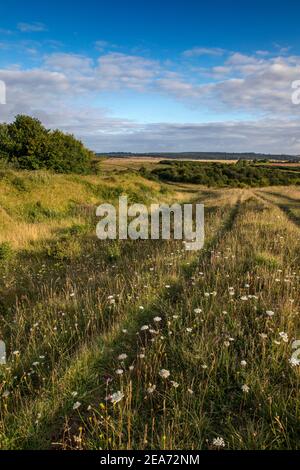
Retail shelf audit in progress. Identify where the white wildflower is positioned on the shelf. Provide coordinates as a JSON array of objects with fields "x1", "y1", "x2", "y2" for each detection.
[
  {"x1": 118, "y1": 353, "x2": 128, "y2": 361},
  {"x1": 159, "y1": 369, "x2": 170, "y2": 379},
  {"x1": 289, "y1": 356, "x2": 300, "y2": 367},
  {"x1": 170, "y1": 381, "x2": 179, "y2": 388},
  {"x1": 110, "y1": 391, "x2": 124, "y2": 404},
  {"x1": 147, "y1": 384, "x2": 156, "y2": 394},
  {"x1": 212, "y1": 437, "x2": 225, "y2": 448},
  {"x1": 279, "y1": 332, "x2": 289, "y2": 343},
  {"x1": 153, "y1": 316, "x2": 162, "y2": 323},
  {"x1": 194, "y1": 308, "x2": 202, "y2": 314},
  {"x1": 266, "y1": 310, "x2": 275, "y2": 317}
]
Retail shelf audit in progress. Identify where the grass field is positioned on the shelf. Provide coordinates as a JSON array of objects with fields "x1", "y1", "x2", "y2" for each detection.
[{"x1": 0, "y1": 164, "x2": 300, "y2": 450}]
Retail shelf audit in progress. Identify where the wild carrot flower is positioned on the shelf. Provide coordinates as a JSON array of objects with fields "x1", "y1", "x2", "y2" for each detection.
[
  {"x1": 118, "y1": 353, "x2": 128, "y2": 361},
  {"x1": 266, "y1": 310, "x2": 275, "y2": 317},
  {"x1": 240, "y1": 360, "x2": 247, "y2": 367},
  {"x1": 153, "y1": 316, "x2": 162, "y2": 323},
  {"x1": 141, "y1": 325, "x2": 149, "y2": 331},
  {"x1": 159, "y1": 369, "x2": 170, "y2": 379},
  {"x1": 73, "y1": 401, "x2": 81, "y2": 410},
  {"x1": 212, "y1": 437, "x2": 225, "y2": 448},
  {"x1": 147, "y1": 384, "x2": 156, "y2": 394},
  {"x1": 279, "y1": 332, "x2": 288, "y2": 343},
  {"x1": 110, "y1": 391, "x2": 124, "y2": 403},
  {"x1": 289, "y1": 357, "x2": 300, "y2": 367},
  {"x1": 242, "y1": 384, "x2": 250, "y2": 393}
]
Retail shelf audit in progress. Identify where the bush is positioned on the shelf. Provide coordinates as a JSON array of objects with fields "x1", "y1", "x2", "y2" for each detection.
[
  {"x1": 47, "y1": 236, "x2": 82, "y2": 261},
  {"x1": 0, "y1": 115, "x2": 94, "y2": 174}
]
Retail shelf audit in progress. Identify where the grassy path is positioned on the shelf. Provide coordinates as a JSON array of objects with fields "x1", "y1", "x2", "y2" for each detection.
[{"x1": 65, "y1": 190, "x2": 300, "y2": 450}]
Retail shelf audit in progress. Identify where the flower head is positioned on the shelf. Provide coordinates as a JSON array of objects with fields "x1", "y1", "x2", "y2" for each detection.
[
  {"x1": 266, "y1": 310, "x2": 275, "y2": 317},
  {"x1": 110, "y1": 391, "x2": 124, "y2": 404},
  {"x1": 159, "y1": 369, "x2": 170, "y2": 379},
  {"x1": 118, "y1": 353, "x2": 128, "y2": 361},
  {"x1": 212, "y1": 437, "x2": 225, "y2": 448}
]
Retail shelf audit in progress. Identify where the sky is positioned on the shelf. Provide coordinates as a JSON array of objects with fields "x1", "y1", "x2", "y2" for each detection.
[{"x1": 1, "y1": 0, "x2": 300, "y2": 153}]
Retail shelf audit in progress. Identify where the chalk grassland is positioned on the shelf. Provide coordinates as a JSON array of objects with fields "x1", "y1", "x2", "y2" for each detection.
[{"x1": 0, "y1": 167, "x2": 300, "y2": 450}]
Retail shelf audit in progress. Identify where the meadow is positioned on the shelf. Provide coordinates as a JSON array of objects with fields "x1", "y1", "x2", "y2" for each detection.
[{"x1": 0, "y1": 160, "x2": 300, "y2": 450}]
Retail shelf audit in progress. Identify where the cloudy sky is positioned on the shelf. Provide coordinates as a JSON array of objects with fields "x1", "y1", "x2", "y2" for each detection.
[{"x1": 1, "y1": 0, "x2": 300, "y2": 153}]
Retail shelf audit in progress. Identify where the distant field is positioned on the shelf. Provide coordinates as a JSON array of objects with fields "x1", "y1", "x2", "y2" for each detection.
[{"x1": 100, "y1": 156, "x2": 238, "y2": 173}]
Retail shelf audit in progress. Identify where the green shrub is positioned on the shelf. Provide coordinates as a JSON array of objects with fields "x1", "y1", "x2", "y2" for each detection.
[
  {"x1": 0, "y1": 115, "x2": 94, "y2": 174},
  {"x1": 0, "y1": 242, "x2": 14, "y2": 262},
  {"x1": 47, "y1": 236, "x2": 82, "y2": 261}
]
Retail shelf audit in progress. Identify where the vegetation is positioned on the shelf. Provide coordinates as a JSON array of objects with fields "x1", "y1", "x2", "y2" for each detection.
[
  {"x1": 0, "y1": 115, "x2": 94, "y2": 174},
  {"x1": 0, "y1": 158, "x2": 300, "y2": 450},
  {"x1": 151, "y1": 160, "x2": 300, "y2": 187}
]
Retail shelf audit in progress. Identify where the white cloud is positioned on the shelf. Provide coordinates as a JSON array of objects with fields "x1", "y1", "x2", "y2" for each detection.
[
  {"x1": 1, "y1": 46, "x2": 300, "y2": 153},
  {"x1": 183, "y1": 47, "x2": 226, "y2": 57},
  {"x1": 17, "y1": 22, "x2": 47, "y2": 33}
]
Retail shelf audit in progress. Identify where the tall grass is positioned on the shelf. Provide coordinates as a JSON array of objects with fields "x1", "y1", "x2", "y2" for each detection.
[{"x1": 0, "y1": 174, "x2": 299, "y2": 450}]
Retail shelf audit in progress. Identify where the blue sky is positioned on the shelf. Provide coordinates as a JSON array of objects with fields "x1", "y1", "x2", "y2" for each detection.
[{"x1": 1, "y1": 0, "x2": 300, "y2": 153}]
